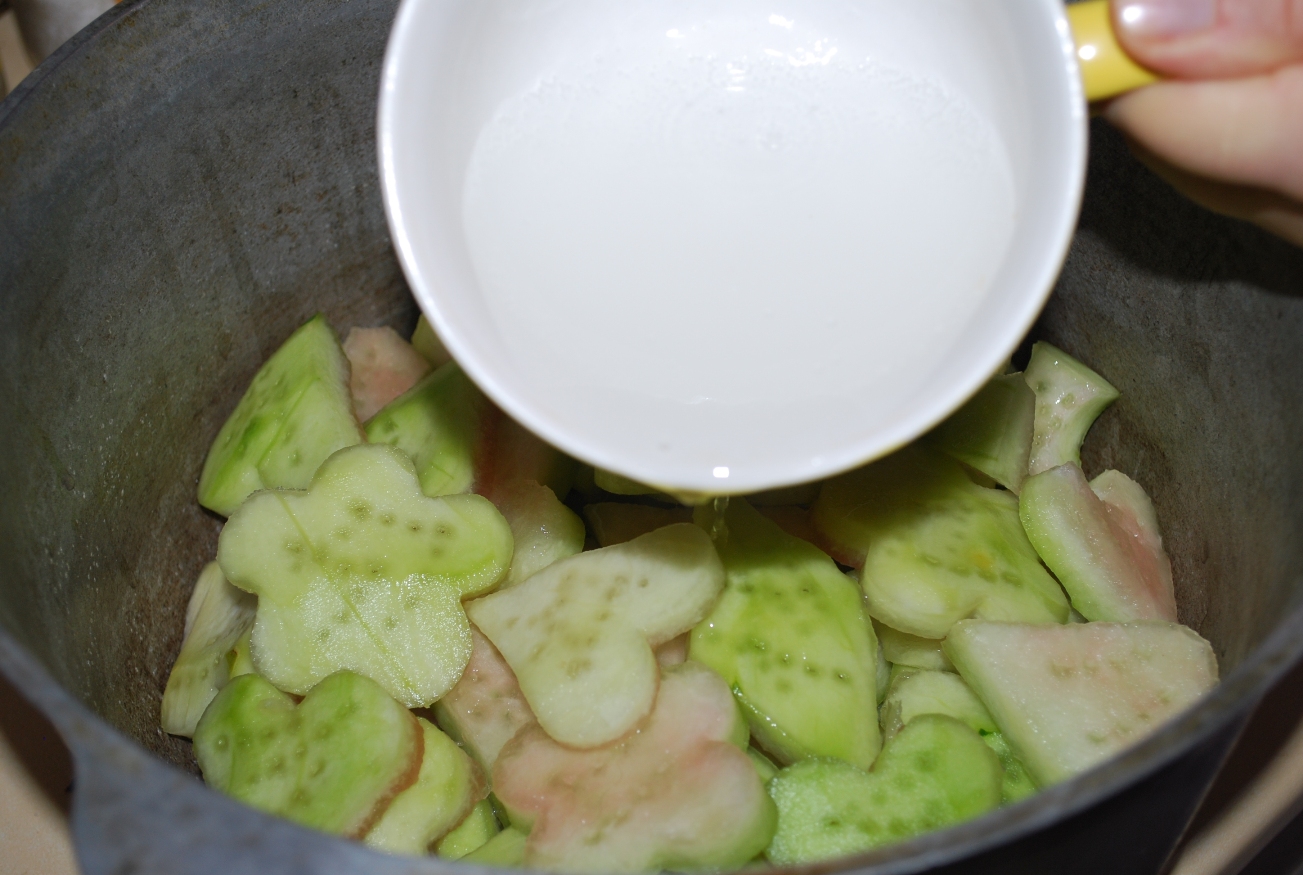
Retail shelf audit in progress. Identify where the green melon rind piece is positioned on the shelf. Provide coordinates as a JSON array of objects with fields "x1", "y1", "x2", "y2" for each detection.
[
  {"x1": 1019, "y1": 463, "x2": 1177, "y2": 622},
  {"x1": 364, "y1": 718, "x2": 485, "y2": 856},
  {"x1": 594, "y1": 469, "x2": 662, "y2": 496},
  {"x1": 198, "y1": 315, "x2": 364, "y2": 517},
  {"x1": 689, "y1": 499, "x2": 881, "y2": 768},
  {"x1": 463, "y1": 827, "x2": 528, "y2": 867},
  {"x1": 218, "y1": 443, "x2": 513, "y2": 708},
  {"x1": 194, "y1": 671, "x2": 422, "y2": 837},
  {"x1": 943, "y1": 620, "x2": 1218, "y2": 786},
  {"x1": 815, "y1": 447, "x2": 1070, "y2": 639},
  {"x1": 410, "y1": 315, "x2": 453, "y2": 368},
  {"x1": 364, "y1": 362, "x2": 486, "y2": 498},
  {"x1": 748, "y1": 747, "x2": 781, "y2": 784},
  {"x1": 432, "y1": 626, "x2": 536, "y2": 775},
  {"x1": 228, "y1": 629, "x2": 255, "y2": 679},
  {"x1": 437, "y1": 799, "x2": 501, "y2": 860},
  {"x1": 467, "y1": 524, "x2": 724, "y2": 748},
  {"x1": 1024, "y1": 342, "x2": 1119, "y2": 477},
  {"x1": 924, "y1": 373, "x2": 1036, "y2": 493},
  {"x1": 982, "y1": 731, "x2": 1039, "y2": 804},
  {"x1": 873, "y1": 620, "x2": 953, "y2": 672},
  {"x1": 765, "y1": 715, "x2": 1003, "y2": 865},
  {"x1": 161, "y1": 562, "x2": 257, "y2": 737}
]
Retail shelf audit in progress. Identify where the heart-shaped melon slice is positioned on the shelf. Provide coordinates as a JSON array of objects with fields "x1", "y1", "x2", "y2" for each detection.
[
  {"x1": 765, "y1": 714, "x2": 1002, "y2": 865},
  {"x1": 493, "y1": 661, "x2": 776, "y2": 873},
  {"x1": 194, "y1": 671, "x2": 422, "y2": 837},
  {"x1": 467, "y1": 523, "x2": 724, "y2": 747},
  {"x1": 218, "y1": 443, "x2": 513, "y2": 707}
]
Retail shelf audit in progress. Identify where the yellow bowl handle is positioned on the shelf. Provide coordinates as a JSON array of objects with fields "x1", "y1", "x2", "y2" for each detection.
[{"x1": 1068, "y1": 0, "x2": 1159, "y2": 102}]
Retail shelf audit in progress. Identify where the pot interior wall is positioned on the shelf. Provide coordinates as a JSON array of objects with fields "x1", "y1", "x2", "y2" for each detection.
[{"x1": 1, "y1": 0, "x2": 1302, "y2": 781}]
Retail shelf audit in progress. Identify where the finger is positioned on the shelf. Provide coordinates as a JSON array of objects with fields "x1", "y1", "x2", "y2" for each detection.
[
  {"x1": 1125, "y1": 136, "x2": 1303, "y2": 248},
  {"x1": 1104, "y1": 66, "x2": 1303, "y2": 201},
  {"x1": 1112, "y1": 0, "x2": 1303, "y2": 78}
]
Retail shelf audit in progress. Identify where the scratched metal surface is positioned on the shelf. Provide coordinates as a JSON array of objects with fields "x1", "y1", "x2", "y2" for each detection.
[{"x1": 0, "y1": 0, "x2": 1301, "y2": 873}]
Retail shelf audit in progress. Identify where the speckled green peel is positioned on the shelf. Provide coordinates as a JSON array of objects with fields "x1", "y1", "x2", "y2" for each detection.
[
  {"x1": 467, "y1": 524, "x2": 724, "y2": 748},
  {"x1": 161, "y1": 562, "x2": 256, "y2": 737},
  {"x1": 924, "y1": 372, "x2": 1036, "y2": 493},
  {"x1": 364, "y1": 362, "x2": 486, "y2": 498},
  {"x1": 689, "y1": 499, "x2": 881, "y2": 768},
  {"x1": 217, "y1": 443, "x2": 513, "y2": 707},
  {"x1": 198, "y1": 315, "x2": 363, "y2": 516},
  {"x1": 436, "y1": 799, "x2": 501, "y2": 860},
  {"x1": 1024, "y1": 342, "x2": 1119, "y2": 476},
  {"x1": 765, "y1": 715, "x2": 1002, "y2": 865},
  {"x1": 364, "y1": 718, "x2": 485, "y2": 856},
  {"x1": 194, "y1": 671, "x2": 422, "y2": 838},
  {"x1": 944, "y1": 620, "x2": 1218, "y2": 785},
  {"x1": 813, "y1": 447, "x2": 1069, "y2": 639}
]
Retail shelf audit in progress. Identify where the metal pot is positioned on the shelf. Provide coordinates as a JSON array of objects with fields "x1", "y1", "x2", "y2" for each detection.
[{"x1": 1, "y1": 1, "x2": 1301, "y2": 873}]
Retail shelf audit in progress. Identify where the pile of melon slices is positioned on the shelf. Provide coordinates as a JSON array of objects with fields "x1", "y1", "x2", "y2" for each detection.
[{"x1": 161, "y1": 315, "x2": 1218, "y2": 872}]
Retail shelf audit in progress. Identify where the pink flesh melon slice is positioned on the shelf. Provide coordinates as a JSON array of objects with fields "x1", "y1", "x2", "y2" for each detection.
[
  {"x1": 492, "y1": 661, "x2": 776, "y2": 873},
  {"x1": 343, "y1": 326, "x2": 432, "y2": 422},
  {"x1": 1019, "y1": 463, "x2": 1177, "y2": 622},
  {"x1": 944, "y1": 620, "x2": 1218, "y2": 785},
  {"x1": 432, "y1": 626, "x2": 537, "y2": 775}
]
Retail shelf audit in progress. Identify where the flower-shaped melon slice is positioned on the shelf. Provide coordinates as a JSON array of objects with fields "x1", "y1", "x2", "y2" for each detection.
[
  {"x1": 218, "y1": 443, "x2": 513, "y2": 707},
  {"x1": 466, "y1": 524, "x2": 724, "y2": 747},
  {"x1": 493, "y1": 661, "x2": 776, "y2": 873}
]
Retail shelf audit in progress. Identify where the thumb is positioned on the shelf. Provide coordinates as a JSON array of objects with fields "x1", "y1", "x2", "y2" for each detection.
[{"x1": 1112, "y1": 0, "x2": 1303, "y2": 78}]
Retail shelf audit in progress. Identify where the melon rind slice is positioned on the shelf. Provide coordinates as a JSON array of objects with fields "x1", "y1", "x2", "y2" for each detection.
[
  {"x1": 765, "y1": 715, "x2": 1002, "y2": 865},
  {"x1": 436, "y1": 799, "x2": 501, "y2": 860},
  {"x1": 363, "y1": 717, "x2": 486, "y2": 856},
  {"x1": 944, "y1": 620, "x2": 1218, "y2": 785},
  {"x1": 492, "y1": 481, "x2": 585, "y2": 588},
  {"x1": 466, "y1": 524, "x2": 724, "y2": 748},
  {"x1": 689, "y1": 498, "x2": 881, "y2": 768},
  {"x1": 217, "y1": 443, "x2": 513, "y2": 708},
  {"x1": 873, "y1": 620, "x2": 953, "y2": 672},
  {"x1": 924, "y1": 372, "x2": 1036, "y2": 493},
  {"x1": 432, "y1": 626, "x2": 536, "y2": 775},
  {"x1": 198, "y1": 315, "x2": 363, "y2": 516},
  {"x1": 343, "y1": 326, "x2": 432, "y2": 423},
  {"x1": 812, "y1": 447, "x2": 1069, "y2": 639},
  {"x1": 194, "y1": 671, "x2": 423, "y2": 838},
  {"x1": 1024, "y1": 342, "x2": 1119, "y2": 476},
  {"x1": 1019, "y1": 463, "x2": 1177, "y2": 622},
  {"x1": 492, "y1": 661, "x2": 776, "y2": 873},
  {"x1": 584, "y1": 502, "x2": 694, "y2": 547},
  {"x1": 160, "y1": 562, "x2": 256, "y2": 737}
]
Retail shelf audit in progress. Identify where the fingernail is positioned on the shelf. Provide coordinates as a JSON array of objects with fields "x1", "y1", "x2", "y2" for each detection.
[{"x1": 1116, "y1": 0, "x2": 1216, "y2": 38}]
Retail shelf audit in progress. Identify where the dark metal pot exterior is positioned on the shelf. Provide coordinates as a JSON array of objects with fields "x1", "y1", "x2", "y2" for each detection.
[{"x1": 1, "y1": 1, "x2": 1302, "y2": 873}]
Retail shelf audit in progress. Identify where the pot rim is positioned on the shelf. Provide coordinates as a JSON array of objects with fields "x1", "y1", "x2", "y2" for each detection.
[{"x1": 0, "y1": 0, "x2": 1299, "y2": 871}]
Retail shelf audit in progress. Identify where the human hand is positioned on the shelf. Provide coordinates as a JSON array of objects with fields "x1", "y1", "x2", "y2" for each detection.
[{"x1": 1104, "y1": 0, "x2": 1303, "y2": 246}]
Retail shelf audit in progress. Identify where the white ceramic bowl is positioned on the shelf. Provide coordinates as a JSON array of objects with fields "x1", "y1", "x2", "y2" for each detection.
[{"x1": 379, "y1": 0, "x2": 1086, "y2": 494}]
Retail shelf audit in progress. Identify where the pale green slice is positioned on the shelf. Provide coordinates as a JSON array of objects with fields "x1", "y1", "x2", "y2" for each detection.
[
  {"x1": 437, "y1": 799, "x2": 501, "y2": 860},
  {"x1": 218, "y1": 443, "x2": 513, "y2": 708},
  {"x1": 161, "y1": 562, "x2": 256, "y2": 737},
  {"x1": 198, "y1": 315, "x2": 363, "y2": 516},
  {"x1": 924, "y1": 372, "x2": 1036, "y2": 493},
  {"x1": 194, "y1": 671, "x2": 422, "y2": 838},
  {"x1": 493, "y1": 481, "x2": 584, "y2": 588},
  {"x1": 467, "y1": 524, "x2": 724, "y2": 747},
  {"x1": 1020, "y1": 463, "x2": 1177, "y2": 622},
  {"x1": 765, "y1": 715, "x2": 1002, "y2": 865},
  {"x1": 878, "y1": 668, "x2": 996, "y2": 741},
  {"x1": 944, "y1": 620, "x2": 1218, "y2": 785},
  {"x1": 873, "y1": 620, "x2": 953, "y2": 672},
  {"x1": 364, "y1": 718, "x2": 485, "y2": 855},
  {"x1": 1024, "y1": 342, "x2": 1119, "y2": 476},
  {"x1": 365, "y1": 362, "x2": 486, "y2": 498},
  {"x1": 813, "y1": 447, "x2": 1069, "y2": 639},
  {"x1": 228, "y1": 629, "x2": 255, "y2": 678},
  {"x1": 983, "y1": 730, "x2": 1039, "y2": 804},
  {"x1": 690, "y1": 499, "x2": 881, "y2": 768},
  {"x1": 411, "y1": 315, "x2": 453, "y2": 368},
  {"x1": 463, "y1": 827, "x2": 527, "y2": 867}
]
